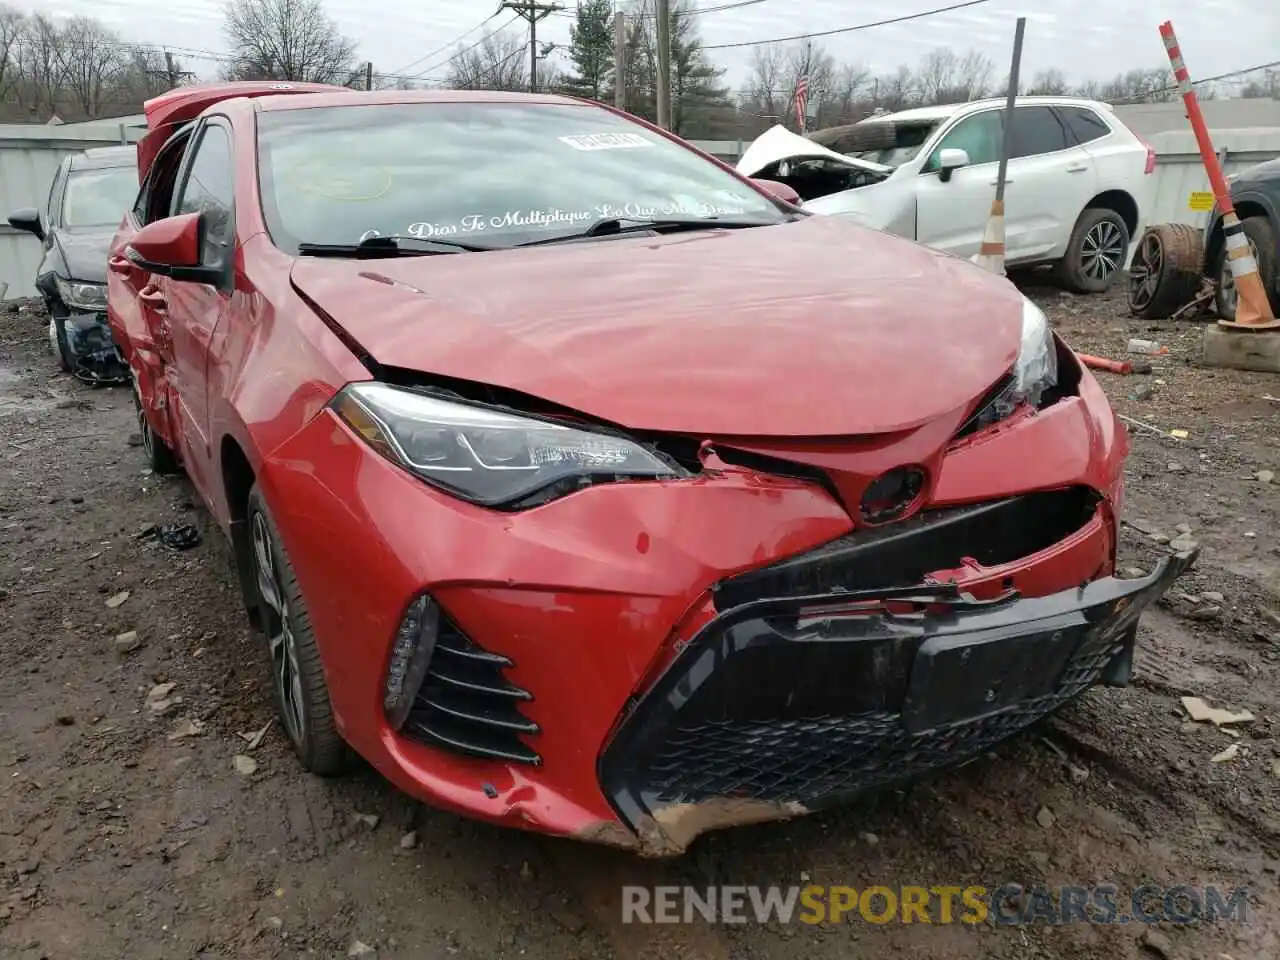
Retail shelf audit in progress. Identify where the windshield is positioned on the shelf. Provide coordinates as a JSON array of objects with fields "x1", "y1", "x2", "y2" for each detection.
[
  {"x1": 256, "y1": 102, "x2": 785, "y2": 252},
  {"x1": 61, "y1": 165, "x2": 138, "y2": 228},
  {"x1": 850, "y1": 120, "x2": 943, "y2": 168}
]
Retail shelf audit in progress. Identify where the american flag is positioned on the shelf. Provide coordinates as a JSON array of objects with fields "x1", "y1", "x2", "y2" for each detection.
[{"x1": 794, "y1": 75, "x2": 809, "y2": 132}]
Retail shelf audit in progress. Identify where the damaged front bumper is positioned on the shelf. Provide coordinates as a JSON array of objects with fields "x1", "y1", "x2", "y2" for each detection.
[
  {"x1": 599, "y1": 549, "x2": 1197, "y2": 855},
  {"x1": 56, "y1": 311, "x2": 128, "y2": 384}
]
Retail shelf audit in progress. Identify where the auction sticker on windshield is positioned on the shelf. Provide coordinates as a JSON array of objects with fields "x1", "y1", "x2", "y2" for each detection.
[{"x1": 559, "y1": 133, "x2": 654, "y2": 151}]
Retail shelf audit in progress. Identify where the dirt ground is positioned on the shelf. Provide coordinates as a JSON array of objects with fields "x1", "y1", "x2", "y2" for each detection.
[{"x1": 1, "y1": 279, "x2": 1278, "y2": 960}]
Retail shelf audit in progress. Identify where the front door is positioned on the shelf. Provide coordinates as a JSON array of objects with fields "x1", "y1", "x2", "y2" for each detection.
[
  {"x1": 914, "y1": 108, "x2": 1005, "y2": 260},
  {"x1": 162, "y1": 119, "x2": 237, "y2": 503}
]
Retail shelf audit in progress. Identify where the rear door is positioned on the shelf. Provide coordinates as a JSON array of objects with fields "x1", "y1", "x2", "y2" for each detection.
[{"x1": 1000, "y1": 105, "x2": 1097, "y2": 262}]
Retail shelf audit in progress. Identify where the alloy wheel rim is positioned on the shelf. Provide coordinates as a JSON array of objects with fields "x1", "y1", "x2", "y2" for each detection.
[
  {"x1": 252, "y1": 511, "x2": 306, "y2": 746},
  {"x1": 1082, "y1": 220, "x2": 1126, "y2": 281},
  {"x1": 133, "y1": 384, "x2": 156, "y2": 462},
  {"x1": 1128, "y1": 231, "x2": 1163, "y2": 309}
]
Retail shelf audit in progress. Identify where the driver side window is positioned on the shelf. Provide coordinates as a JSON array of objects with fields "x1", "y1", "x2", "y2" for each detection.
[
  {"x1": 924, "y1": 111, "x2": 1003, "y2": 172},
  {"x1": 174, "y1": 124, "x2": 235, "y2": 264}
]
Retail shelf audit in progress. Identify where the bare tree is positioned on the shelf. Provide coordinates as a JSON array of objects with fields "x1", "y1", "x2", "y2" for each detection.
[
  {"x1": 825, "y1": 61, "x2": 870, "y2": 123},
  {"x1": 57, "y1": 17, "x2": 127, "y2": 118},
  {"x1": 742, "y1": 43, "x2": 783, "y2": 121},
  {"x1": 222, "y1": 0, "x2": 358, "y2": 84},
  {"x1": 916, "y1": 47, "x2": 991, "y2": 104},
  {"x1": 13, "y1": 15, "x2": 66, "y2": 117},
  {"x1": 0, "y1": 4, "x2": 23, "y2": 106},
  {"x1": 871, "y1": 65, "x2": 918, "y2": 112},
  {"x1": 915, "y1": 48, "x2": 957, "y2": 104},
  {"x1": 1026, "y1": 68, "x2": 1068, "y2": 96},
  {"x1": 445, "y1": 30, "x2": 527, "y2": 91},
  {"x1": 954, "y1": 50, "x2": 993, "y2": 100}
]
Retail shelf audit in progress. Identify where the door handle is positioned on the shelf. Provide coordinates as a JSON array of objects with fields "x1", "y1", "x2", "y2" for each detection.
[
  {"x1": 1065, "y1": 164, "x2": 1089, "y2": 173},
  {"x1": 139, "y1": 287, "x2": 167, "y2": 312},
  {"x1": 108, "y1": 255, "x2": 133, "y2": 274}
]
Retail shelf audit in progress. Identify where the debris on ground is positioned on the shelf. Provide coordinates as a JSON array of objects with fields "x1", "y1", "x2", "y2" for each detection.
[
  {"x1": 232, "y1": 754, "x2": 258, "y2": 776},
  {"x1": 112, "y1": 630, "x2": 141, "y2": 654},
  {"x1": 353, "y1": 813, "x2": 380, "y2": 830},
  {"x1": 104, "y1": 590, "x2": 130, "y2": 608},
  {"x1": 167, "y1": 718, "x2": 206, "y2": 740},
  {"x1": 348, "y1": 940, "x2": 376, "y2": 957},
  {"x1": 1035, "y1": 806, "x2": 1056, "y2": 829},
  {"x1": 1181, "y1": 696, "x2": 1254, "y2": 727},
  {"x1": 1210, "y1": 743, "x2": 1241, "y2": 763},
  {"x1": 238, "y1": 718, "x2": 273, "y2": 750},
  {"x1": 157, "y1": 523, "x2": 201, "y2": 550}
]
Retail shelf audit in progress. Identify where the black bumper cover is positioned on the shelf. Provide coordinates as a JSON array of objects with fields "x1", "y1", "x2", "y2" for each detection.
[
  {"x1": 599, "y1": 550, "x2": 1197, "y2": 849},
  {"x1": 65, "y1": 311, "x2": 127, "y2": 384}
]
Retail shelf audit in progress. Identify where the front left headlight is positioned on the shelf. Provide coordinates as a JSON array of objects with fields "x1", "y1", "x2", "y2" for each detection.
[
  {"x1": 1014, "y1": 296, "x2": 1058, "y2": 407},
  {"x1": 332, "y1": 382, "x2": 685, "y2": 507},
  {"x1": 55, "y1": 277, "x2": 108, "y2": 311},
  {"x1": 963, "y1": 297, "x2": 1059, "y2": 432}
]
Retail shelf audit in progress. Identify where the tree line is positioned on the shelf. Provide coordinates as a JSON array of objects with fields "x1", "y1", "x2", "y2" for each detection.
[{"x1": 1, "y1": 0, "x2": 1269, "y2": 133}]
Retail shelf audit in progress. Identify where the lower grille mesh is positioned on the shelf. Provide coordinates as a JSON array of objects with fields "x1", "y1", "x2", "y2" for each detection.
[{"x1": 637, "y1": 622, "x2": 1120, "y2": 806}]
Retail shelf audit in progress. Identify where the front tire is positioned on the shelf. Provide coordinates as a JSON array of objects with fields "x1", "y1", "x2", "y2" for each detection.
[
  {"x1": 248, "y1": 485, "x2": 347, "y2": 776},
  {"x1": 1055, "y1": 208, "x2": 1131, "y2": 294},
  {"x1": 48, "y1": 308, "x2": 72, "y2": 373}
]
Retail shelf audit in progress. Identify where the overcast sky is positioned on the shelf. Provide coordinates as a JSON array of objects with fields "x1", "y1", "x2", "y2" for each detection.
[{"x1": 19, "y1": 0, "x2": 1280, "y2": 91}]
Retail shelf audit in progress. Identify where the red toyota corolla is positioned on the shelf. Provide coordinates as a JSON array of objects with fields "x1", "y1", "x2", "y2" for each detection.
[{"x1": 107, "y1": 82, "x2": 1193, "y2": 855}]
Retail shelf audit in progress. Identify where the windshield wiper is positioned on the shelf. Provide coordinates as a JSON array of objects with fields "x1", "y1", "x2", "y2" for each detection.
[
  {"x1": 511, "y1": 215, "x2": 781, "y2": 248},
  {"x1": 297, "y1": 234, "x2": 497, "y2": 258}
]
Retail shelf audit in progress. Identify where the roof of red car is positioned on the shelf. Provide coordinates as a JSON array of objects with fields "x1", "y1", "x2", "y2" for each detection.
[{"x1": 251, "y1": 88, "x2": 586, "y2": 112}]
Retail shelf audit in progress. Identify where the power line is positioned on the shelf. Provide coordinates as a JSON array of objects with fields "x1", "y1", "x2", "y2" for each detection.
[
  {"x1": 387, "y1": 11, "x2": 502, "y2": 76},
  {"x1": 406, "y1": 13, "x2": 523, "y2": 80},
  {"x1": 703, "y1": 0, "x2": 997, "y2": 50},
  {"x1": 551, "y1": 0, "x2": 770, "y2": 17},
  {"x1": 1105, "y1": 58, "x2": 1280, "y2": 103}
]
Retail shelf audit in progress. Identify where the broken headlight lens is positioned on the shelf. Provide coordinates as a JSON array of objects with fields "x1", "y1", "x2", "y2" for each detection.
[
  {"x1": 332, "y1": 382, "x2": 683, "y2": 507},
  {"x1": 55, "y1": 277, "x2": 107, "y2": 311},
  {"x1": 964, "y1": 297, "x2": 1059, "y2": 433}
]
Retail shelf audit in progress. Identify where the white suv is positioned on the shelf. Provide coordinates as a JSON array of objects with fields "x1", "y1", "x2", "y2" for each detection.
[{"x1": 737, "y1": 96, "x2": 1155, "y2": 292}]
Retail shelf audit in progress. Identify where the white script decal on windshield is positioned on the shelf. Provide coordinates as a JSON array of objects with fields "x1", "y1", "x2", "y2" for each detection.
[
  {"x1": 558, "y1": 132, "x2": 655, "y2": 151},
  {"x1": 402, "y1": 202, "x2": 751, "y2": 239}
]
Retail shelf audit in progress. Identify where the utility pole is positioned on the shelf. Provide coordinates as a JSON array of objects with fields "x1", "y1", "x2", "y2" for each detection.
[
  {"x1": 655, "y1": 0, "x2": 671, "y2": 128},
  {"x1": 501, "y1": 1, "x2": 562, "y2": 93},
  {"x1": 613, "y1": 9, "x2": 626, "y2": 110},
  {"x1": 165, "y1": 51, "x2": 179, "y2": 88},
  {"x1": 365, "y1": 61, "x2": 374, "y2": 90}
]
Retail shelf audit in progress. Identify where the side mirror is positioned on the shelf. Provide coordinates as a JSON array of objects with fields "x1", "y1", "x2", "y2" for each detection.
[
  {"x1": 126, "y1": 211, "x2": 222, "y2": 284},
  {"x1": 751, "y1": 177, "x2": 801, "y2": 206},
  {"x1": 8, "y1": 207, "x2": 44, "y2": 240},
  {"x1": 937, "y1": 148, "x2": 971, "y2": 184}
]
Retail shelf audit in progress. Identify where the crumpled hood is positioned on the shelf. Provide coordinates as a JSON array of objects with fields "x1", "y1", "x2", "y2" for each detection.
[
  {"x1": 54, "y1": 227, "x2": 116, "y2": 284},
  {"x1": 736, "y1": 124, "x2": 892, "y2": 178},
  {"x1": 290, "y1": 215, "x2": 1023, "y2": 437}
]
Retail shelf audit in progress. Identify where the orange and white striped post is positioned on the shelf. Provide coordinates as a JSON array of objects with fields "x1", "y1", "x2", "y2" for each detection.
[{"x1": 1160, "y1": 21, "x2": 1278, "y2": 329}]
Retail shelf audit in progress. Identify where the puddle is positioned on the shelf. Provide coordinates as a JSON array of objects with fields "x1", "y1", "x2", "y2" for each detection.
[{"x1": 0, "y1": 366, "x2": 59, "y2": 416}]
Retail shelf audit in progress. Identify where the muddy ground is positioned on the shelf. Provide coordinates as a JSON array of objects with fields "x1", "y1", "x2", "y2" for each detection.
[{"x1": 1, "y1": 281, "x2": 1278, "y2": 960}]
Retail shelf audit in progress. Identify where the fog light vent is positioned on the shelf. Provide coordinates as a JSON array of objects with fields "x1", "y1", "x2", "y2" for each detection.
[
  {"x1": 859, "y1": 466, "x2": 927, "y2": 525},
  {"x1": 384, "y1": 595, "x2": 440, "y2": 730}
]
